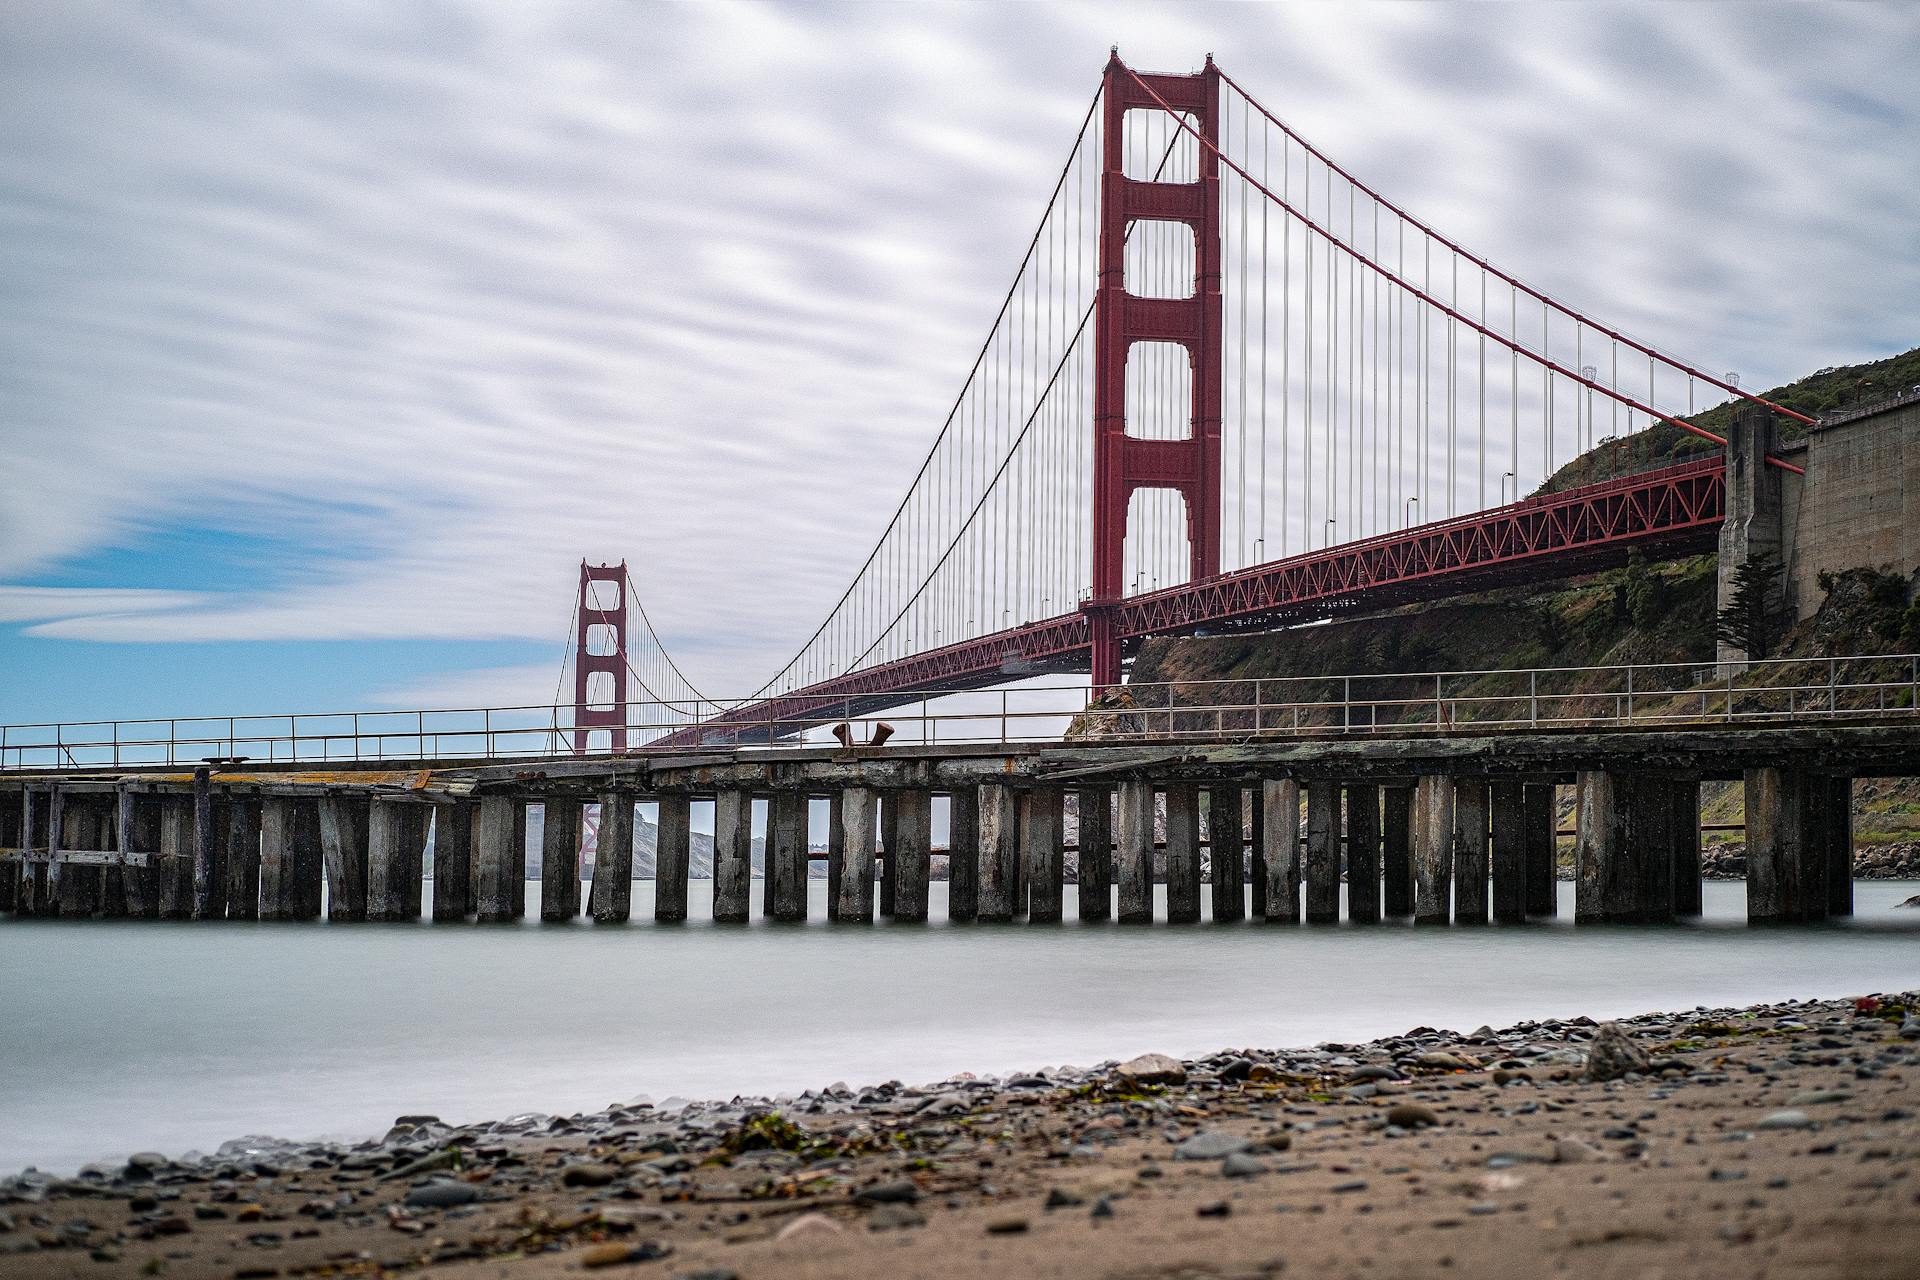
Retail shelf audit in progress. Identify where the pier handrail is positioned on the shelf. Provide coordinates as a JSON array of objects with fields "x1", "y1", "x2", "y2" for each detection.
[{"x1": 1, "y1": 652, "x2": 1917, "y2": 771}]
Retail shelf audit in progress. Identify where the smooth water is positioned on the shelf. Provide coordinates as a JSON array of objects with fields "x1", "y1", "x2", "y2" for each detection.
[{"x1": 3, "y1": 881, "x2": 1917, "y2": 1175}]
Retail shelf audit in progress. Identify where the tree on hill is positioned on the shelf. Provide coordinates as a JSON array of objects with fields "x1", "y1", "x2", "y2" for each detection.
[{"x1": 1716, "y1": 553, "x2": 1784, "y2": 659}]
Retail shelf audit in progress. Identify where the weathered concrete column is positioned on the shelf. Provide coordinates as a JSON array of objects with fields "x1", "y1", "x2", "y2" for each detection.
[
  {"x1": 1248, "y1": 787, "x2": 1268, "y2": 918},
  {"x1": 836, "y1": 786, "x2": 877, "y2": 923},
  {"x1": 539, "y1": 799, "x2": 582, "y2": 921},
  {"x1": 1411, "y1": 775, "x2": 1454, "y2": 925},
  {"x1": 57, "y1": 798, "x2": 100, "y2": 918},
  {"x1": 1634, "y1": 777, "x2": 1676, "y2": 925},
  {"x1": 1304, "y1": 780, "x2": 1340, "y2": 924},
  {"x1": 766, "y1": 791, "x2": 809, "y2": 922},
  {"x1": 1746, "y1": 766, "x2": 1806, "y2": 922},
  {"x1": 654, "y1": 795, "x2": 691, "y2": 923},
  {"x1": 711, "y1": 790, "x2": 752, "y2": 923},
  {"x1": 1574, "y1": 770, "x2": 1617, "y2": 924},
  {"x1": 1522, "y1": 782, "x2": 1558, "y2": 917},
  {"x1": 892, "y1": 789, "x2": 932, "y2": 923},
  {"x1": 1716, "y1": 404, "x2": 1786, "y2": 671},
  {"x1": 431, "y1": 799, "x2": 474, "y2": 922},
  {"x1": 947, "y1": 788, "x2": 979, "y2": 922},
  {"x1": 291, "y1": 798, "x2": 325, "y2": 920},
  {"x1": 1019, "y1": 788, "x2": 1062, "y2": 924},
  {"x1": 1117, "y1": 780, "x2": 1155, "y2": 924},
  {"x1": 1490, "y1": 780, "x2": 1526, "y2": 923},
  {"x1": 1165, "y1": 783, "x2": 1201, "y2": 924},
  {"x1": 318, "y1": 795, "x2": 369, "y2": 922},
  {"x1": 825, "y1": 792, "x2": 846, "y2": 922},
  {"x1": 1382, "y1": 783, "x2": 1413, "y2": 917},
  {"x1": 1260, "y1": 778, "x2": 1300, "y2": 923},
  {"x1": 588, "y1": 794, "x2": 633, "y2": 922},
  {"x1": 226, "y1": 798, "x2": 261, "y2": 921},
  {"x1": 474, "y1": 795, "x2": 524, "y2": 923},
  {"x1": 369, "y1": 798, "x2": 425, "y2": 922},
  {"x1": 1820, "y1": 775, "x2": 1853, "y2": 918},
  {"x1": 1076, "y1": 787, "x2": 1111, "y2": 923},
  {"x1": 256, "y1": 797, "x2": 297, "y2": 920},
  {"x1": 1208, "y1": 786, "x2": 1245, "y2": 923},
  {"x1": 158, "y1": 793, "x2": 195, "y2": 919},
  {"x1": 1346, "y1": 784, "x2": 1381, "y2": 924},
  {"x1": 1671, "y1": 780, "x2": 1702, "y2": 918},
  {"x1": 190, "y1": 767, "x2": 226, "y2": 920},
  {"x1": 877, "y1": 794, "x2": 901, "y2": 918},
  {"x1": 1452, "y1": 778, "x2": 1490, "y2": 925},
  {"x1": 976, "y1": 783, "x2": 1019, "y2": 922}
]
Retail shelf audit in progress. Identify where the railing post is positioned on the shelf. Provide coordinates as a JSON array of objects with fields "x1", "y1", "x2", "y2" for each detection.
[
  {"x1": 1725, "y1": 667, "x2": 1734, "y2": 723},
  {"x1": 1626, "y1": 665, "x2": 1634, "y2": 721},
  {"x1": 1343, "y1": 676, "x2": 1352, "y2": 734},
  {"x1": 1529, "y1": 671, "x2": 1538, "y2": 726},
  {"x1": 1434, "y1": 675, "x2": 1443, "y2": 729},
  {"x1": 1828, "y1": 656, "x2": 1837, "y2": 714},
  {"x1": 417, "y1": 709, "x2": 425, "y2": 758},
  {"x1": 1001, "y1": 690, "x2": 1009, "y2": 745},
  {"x1": 1254, "y1": 679, "x2": 1263, "y2": 732},
  {"x1": 483, "y1": 708, "x2": 492, "y2": 758},
  {"x1": 169, "y1": 719, "x2": 176, "y2": 767}
]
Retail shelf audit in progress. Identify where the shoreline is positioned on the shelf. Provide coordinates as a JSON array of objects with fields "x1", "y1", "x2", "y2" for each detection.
[{"x1": 5, "y1": 988, "x2": 1919, "y2": 1278}]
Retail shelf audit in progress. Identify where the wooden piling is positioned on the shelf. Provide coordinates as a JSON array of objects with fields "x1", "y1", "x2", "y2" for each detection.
[
  {"x1": 977, "y1": 783, "x2": 1019, "y2": 922},
  {"x1": 258, "y1": 797, "x2": 300, "y2": 921},
  {"x1": 892, "y1": 789, "x2": 931, "y2": 923},
  {"x1": 1117, "y1": 780, "x2": 1155, "y2": 924},
  {"x1": 825, "y1": 791, "x2": 846, "y2": 922},
  {"x1": 540, "y1": 799, "x2": 582, "y2": 921},
  {"x1": 588, "y1": 793, "x2": 634, "y2": 923},
  {"x1": 1574, "y1": 770, "x2": 1616, "y2": 924},
  {"x1": 19, "y1": 787, "x2": 45, "y2": 916},
  {"x1": 39, "y1": 786, "x2": 63, "y2": 917},
  {"x1": 318, "y1": 795, "x2": 369, "y2": 922},
  {"x1": 368, "y1": 798, "x2": 424, "y2": 922},
  {"x1": 1076, "y1": 786, "x2": 1111, "y2": 923},
  {"x1": 226, "y1": 798, "x2": 261, "y2": 920},
  {"x1": 837, "y1": 786, "x2": 877, "y2": 922},
  {"x1": 1411, "y1": 775, "x2": 1453, "y2": 925},
  {"x1": 431, "y1": 799, "x2": 474, "y2": 922},
  {"x1": 1304, "y1": 780, "x2": 1340, "y2": 924},
  {"x1": 475, "y1": 795, "x2": 523, "y2": 923},
  {"x1": 1489, "y1": 780, "x2": 1526, "y2": 923},
  {"x1": 1452, "y1": 778, "x2": 1490, "y2": 925},
  {"x1": 1208, "y1": 786, "x2": 1245, "y2": 923},
  {"x1": 1022, "y1": 787, "x2": 1063, "y2": 923},
  {"x1": 58, "y1": 797, "x2": 101, "y2": 917},
  {"x1": 711, "y1": 789, "x2": 752, "y2": 923},
  {"x1": 1260, "y1": 778, "x2": 1300, "y2": 923},
  {"x1": 0, "y1": 790, "x2": 18, "y2": 913},
  {"x1": 654, "y1": 794, "x2": 691, "y2": 923},
  {"x1": 1522, "y1": 782, "x2": 1557, "y2": 917},
  {"x1": 158, "y1": 793, "x2": 195, "y2": 919},
  {"x1": 770, "y1": 790, "x2": 811, "y2": 922},
  {"x1": 1346, "y1": 783, "x2": 1381, "y2": 924},
  {"x1": 190, "y1": 768, "x2": 226, "y2": 920},
  {"x1": 1671, "y1": 780, "x2": 1702, "y2": 918},
  {"x1": 291, "y1": 799, "x2": 324, "y2": 920},
  {"x1": 947, "y1": 788, "x2": 980, "y2": 922},
  {"x1": 1164, "y1": 783, "x2": 1201, "y2": 924},
  {"x1": 1382, "y1": 783, "x2": 1413, "y2": 917}
]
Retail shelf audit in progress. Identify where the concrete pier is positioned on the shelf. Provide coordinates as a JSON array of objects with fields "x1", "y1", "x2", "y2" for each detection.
[
  {"x1": 977, "y1": 783, "x2": 1018, "y2": 921},
  {"x1": 1209, "y1": 785, "x2": 1245, "y2": 923},
  {"x1": 1522, "y1": 782, "x2": 1557, "y2": 917},
  {"x1": 763, "y1": 790, "x2": 807, "y2": 922},
  {"x1": 538, "y1": 798, "x2": 581, "y2": 922},
  {"x1": 588, "y1": 793, "x2": 633, "y2": 922},
  {"x1": 1745, "y1": 767, "x2": 1850, "y2": 923},
  {"x1": 475, "y1": 795, "x2": 522, "y2": 923},
  {"x1": 1382, "y1": 783, "x2": 1413, "y2": 918},
  {"x1": 947, "y1": 788, "x2": 979, "y2": 922},
  {"x1": 1821, "y1": 775, "x2": 1853, "y2": 918},
  {"x1": 318, "y1": 795, "x2": 369, "y2": 922},
  {"x1": 1304, "y1": 780, "x2": 1339, "y2": 924},
  {"x1": 1248, "y1": 787, "x2": 1267, "y2": 918},
  {"x1": 1165, "y1": 783, "x2": 1201, "y2": 924},
  {"x1": 1411, "y1": 775, "x2": 1453, "y2": 925},
  {"x1": 433, "y1": 799, "x2": 475, "y2": 922},
  {"x1": 893, "y1": 789, "x2": 932, "y2": 923},
  {"x1": 1346, "y1": 784, "x2": 1380, "y2": 924},
  {"x1": 878, "y1": 794, "x2": 899, "y2": 918},
  {"x1": 1077, "y1": 786, "x2": 1111, "y2": 922},
  {"x1": 654, "y1": 795, "x2": 691, "y2": 923},
  {"x1": 836, "y1": 786, "x2": 876, "y2": 923},
  {"x1": 1022, "y1": 786, "x2": 1063, "y2": 923},
  {"x1": 1453, "y1": 778, "x2": 1490, "y2": 925},
  {"x1": 1489, "y1": 780, "x2": 1525, "y2": 923},
  {"x1": 1671, "y1": 781, "x2": 1703, "y2": 918},
  {"x1": 712, "y1": 790, "x2": 751, "y2": 923},
  {"x1": 1261, "y1": 778, "x2": 1300, "y2": 922},
  {"x1": 1117, "y1": 779, "x2": 1154, "y2": 923}
]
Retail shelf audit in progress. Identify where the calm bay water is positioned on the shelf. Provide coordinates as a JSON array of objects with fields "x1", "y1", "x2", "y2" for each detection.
[{"x1": 3, "y1": 880, "x2": 1918, "y2": 1175}]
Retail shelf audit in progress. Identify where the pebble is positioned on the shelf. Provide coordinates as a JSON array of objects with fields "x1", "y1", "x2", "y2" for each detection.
[
  {"x1": 1196, "y1": 1201, "x2": 1231, "y2": 1218},
  {"x1": 561, "y1": 1163, "x2": 620, "y2": 1187},
  {"x1": 1115, "y1": 1053, "x2": 1187, "y2": 1087},
  {"x1": 1583, "y1": 1023, "x2": 1654, "y2": 1082},
  {"x1": 1174, "y1": 1131, "x2": 1252, "y2": 1160},
  {"x1": 1090, "y1": 1195, "x2": 1115, "y2": 1219},
  {"x1": 867, "y1": 1203, "x2": 926, "y2": 1231},
  {"x1": 402, "y1": 1180, "x2": 479, "y2": 1209},
  {"x1": 1756, "y1": 1110, "x2": 1815, "y2": 1131},
  {"x1": 1221, "y1": 1153, "x2": 1267, "y2": 1178},
  {"x1": 581, "y1": 1241, "x2": 671, "y2": 1267},
  {"x1": 985, "y1": 1217, "x2": 1030, "y2": 1235},
  {"x1": 854, "y1": 1178, "x2": 919, "y2": 1204},
  {"x1": 1788, "y1": 1088, "x2": 1852, "y2": 1105},
  {"x1": 1385, "y1": 1103, "x2": 1440, "y2": 1129},
  {"x1": 774, "y1": 1213, "x2": 842, "y2": 1242}
]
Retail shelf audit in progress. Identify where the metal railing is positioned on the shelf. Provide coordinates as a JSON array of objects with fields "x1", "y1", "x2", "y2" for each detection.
[{"x1": 2, "y1": 653, "x2": 1917, "y2": 772}]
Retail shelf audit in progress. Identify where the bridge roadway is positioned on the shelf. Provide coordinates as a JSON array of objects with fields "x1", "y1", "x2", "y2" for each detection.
[
  {"x1": 685, "y1": 454, "x2": 1727, "y2": 744},
  {"x1": 4, "y1": 711, "x2": 1913, "y2": 928}
]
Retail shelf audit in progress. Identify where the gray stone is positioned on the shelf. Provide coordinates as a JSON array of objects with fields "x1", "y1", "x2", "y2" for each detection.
[
  {"x1": 403, "y1": 1180, "x2": 479, "y2": 1209},
  {"x1": 1385, "y1": 1103, "x2": 1440, "y2": 1129},
  {"x1": 866, "y1": 1203, "x2": 925, "y2": 1231},
  {"x1": 1756, "y1": 1109, "x2": 1814, "y2": 1131},
  {"x1": 1583, "y1": 1023, "x2": 1653, "y2": 1082},
  {"x1": 855, "y1": 1179, "x2": 919, "y2": 1204},
  {"x1": 1220, "y1": 1153, "x2": 1266, "y2": 1178},
  {"x1": 1115, "y1": 1053, "x2": 1187, "y2": 1087},
  {"x1": 1788, "y1": 1088, "x2": 1852, "y2": 1105},
  {"x1": 1174, "y1": 1131, "x2": 1251, "y2": 1160},
  {"x1": 561, "y1": 1163, "x2": 620, "y2": 1187}
]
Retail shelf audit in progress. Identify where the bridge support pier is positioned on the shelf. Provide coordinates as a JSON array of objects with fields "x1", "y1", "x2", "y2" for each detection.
[
  {"x1": 1165, "y1": 784, "x2": 1201, "y2": 924},
  {"x1": 1717, "y1": 405, "x2": 1787, "y2": 673},
  {"x1": 1209, "y1": 786, "x2": 1245, "y2": 923},
  {"x1": 1076, "y1": 787, "x2": 1111, "y2": 923},
  {"x1": 227, "y1": 798, "x2": 261, "y2": 921},
  {"x1": 319, "y1": 795, "x2": 369, "y2": 922},
  {"x1": 947, "y1": 789, "x2": 979, "y2": 922},
  {"x1": 893, "y1": 790, "x2": 931, "y2": 924},
  {"x1": 977, "y1": 783, "x2": 1019, "y2": 922},
  {"x1": 433, "y1": 799, "x2": 474, "y2": 922},
  {"x1": 1117, "y1": 780, "x2": 1154, "y2": 924},
  {"x1": 1453, "y1": 779, "x2": 1490, "y2": 925},
  {"x1": 1412, "y1": 776, "x2": 1454, "y2": 925},
  {"x1": 1305, "y1": 781, "x2": 1340, "y2": 924},
  {"x1": 474, "y1": 795, "x2": 524, "y2": 923},
  {"x1": 1490, "y1": 781, "x2": 1525, "y2": 923},
  {"x1": 1261, "y1": 778, "x2": 1300, "y2": 923},
  {"x1": 712, "y1": 790, "x2": 751, "y2": 924},
  {"x1": 1346, "y1": 784, "x2": 1380, "y2": 924},
  {"x1": 655, "y1": 795, "x2": 691, "y2": 923},
  {"x1": 1023, "y1": 787, "x2": 1064, "y2": 923},
  {"x1": 767, "y1": 791, "x2": 809, "y2": 922},
  {"x1": 836, "y1": 787, "x2": 877, "y2": 923},
  {"x1": 1382, "y1": 784, "x2": 1413, "y2": 918}
]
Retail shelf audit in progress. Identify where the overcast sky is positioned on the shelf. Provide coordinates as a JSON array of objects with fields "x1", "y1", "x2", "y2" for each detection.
[{"x1": 2, "y1": 1, "x2": 1916, "y2": 725}]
